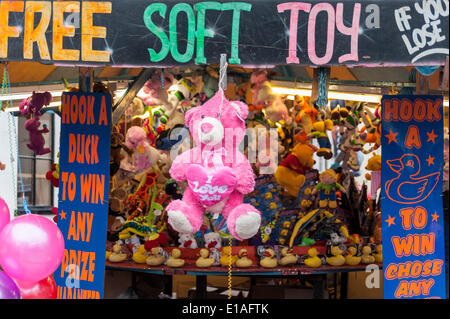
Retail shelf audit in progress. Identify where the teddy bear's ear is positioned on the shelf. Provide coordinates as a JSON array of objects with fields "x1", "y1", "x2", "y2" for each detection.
[
  {"x1": 184, "y1": 107, "x2": 196, "y2": 127},
  {"x1": 230, "y1": 101, "x2": 249, "y2": 121}
]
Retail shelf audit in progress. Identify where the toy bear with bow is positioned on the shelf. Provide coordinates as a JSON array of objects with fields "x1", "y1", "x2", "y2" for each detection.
[{"x1": 166, "y1": 90, "x2": 261, "y2": 241}]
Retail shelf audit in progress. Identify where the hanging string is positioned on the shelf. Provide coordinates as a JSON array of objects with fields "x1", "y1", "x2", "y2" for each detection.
[
  {"x1": 217, "y1": 54, "x2": 228, "y2": 118},
  {"x1": 161, "y1": 68, "x2": 165, "y2": 89},
  {"x1": 316, "y1": 68, "x2": 328, "y2": 108},
  {"x1": 2, "y1": 64, "x2": 31, "y2": 214},
  {"x1": 219, "y1": 54, "x2": 228, "y2": 91},
  {"x1": 227, "y1": 239, "x2": 233, "y2": 299},
  {"x1": 1, "y1": 63, "x2": 10, "y2": 111}
]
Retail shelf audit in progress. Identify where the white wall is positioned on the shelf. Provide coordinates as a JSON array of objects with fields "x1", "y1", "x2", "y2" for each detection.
[
  {"x1": 53, "y1": 113, "x2": 61, "y2": 207},
  {"x1": 0, "y1": 112, "x2": 18, "y2": 219}
]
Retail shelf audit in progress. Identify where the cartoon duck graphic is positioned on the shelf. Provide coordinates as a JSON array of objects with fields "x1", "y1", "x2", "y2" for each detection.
[{"x1": 385, "y1": 154, "x2": 440, "y2": 204}]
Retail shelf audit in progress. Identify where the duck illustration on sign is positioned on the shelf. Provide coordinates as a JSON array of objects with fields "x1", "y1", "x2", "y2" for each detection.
[{"x1": 385, "y1": 154, "x2": 440, "y2": 204}]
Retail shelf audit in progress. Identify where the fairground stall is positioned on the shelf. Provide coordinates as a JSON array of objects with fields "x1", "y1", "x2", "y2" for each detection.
[{"x1": 0, "y1": 0, "x2": 448, "y2": 300}]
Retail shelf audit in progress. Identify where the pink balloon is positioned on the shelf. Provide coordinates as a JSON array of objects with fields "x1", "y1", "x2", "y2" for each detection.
[
  {"x1": 0, "y1": 214, "x2": 65, "y2": 283},
  {"x1": 0, "y1": 197, "x2": 10, "y2": 234}
]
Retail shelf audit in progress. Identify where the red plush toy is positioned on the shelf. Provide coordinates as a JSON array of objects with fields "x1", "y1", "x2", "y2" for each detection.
[
  {"x1": 51, "y1": 207, "x2": 58, "y2": 223},
  {"x1": 45, "y1": 163, "x2": 59, "y2": 187}
]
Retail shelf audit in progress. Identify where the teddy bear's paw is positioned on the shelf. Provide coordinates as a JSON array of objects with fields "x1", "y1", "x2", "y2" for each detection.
[
  {"x1": 168, "y1": 210, "x2": 193, "y2": 233},
  {"x1": 235, "y1": 212, "x2": 261, "y2": 240}
]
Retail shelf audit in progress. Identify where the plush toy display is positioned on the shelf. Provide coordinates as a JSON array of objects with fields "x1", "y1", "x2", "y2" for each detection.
[
  {"x1": 275, "y1": 143, "x2": 316, "y2": 197},
  {"x1": 50, "y1": 73, "x2": 386, "y2": 273},
  {"x1": 166, "y1": 90, "x2": 261, "y2": 241}
]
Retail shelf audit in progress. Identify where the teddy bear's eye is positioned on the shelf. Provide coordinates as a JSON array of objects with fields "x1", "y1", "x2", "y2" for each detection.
[
  {"x1": 217, "y1": 113, "x2": 220, "y2": 118},
  {"x1": 201, "y1": 115, "x2": 205, "y2": 119}
]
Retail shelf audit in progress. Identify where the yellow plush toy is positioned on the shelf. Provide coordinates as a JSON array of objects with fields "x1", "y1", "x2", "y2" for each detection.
[
  {"x1": 275, "y1": 143, "x2": 316, "y2": 197},
  {"x1": 308, "y1": 119, "x2": 334, "y2": 159},
  {"x1": 365, "y1": 152, "x2": 381, "y2": 200}
]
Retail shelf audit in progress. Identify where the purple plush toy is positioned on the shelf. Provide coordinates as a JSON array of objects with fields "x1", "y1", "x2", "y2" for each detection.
[
  {"x1": 24, "y1": 116, "x2": 51, "y2": 155},
  {"x1": 19, "y1": 91, "x2": 52, "y2": 117}
]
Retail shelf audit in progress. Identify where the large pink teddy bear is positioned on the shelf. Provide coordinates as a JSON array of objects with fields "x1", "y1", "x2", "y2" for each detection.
[{"x1": 166, "y1": 90, "x2": 261, "y2": 240}]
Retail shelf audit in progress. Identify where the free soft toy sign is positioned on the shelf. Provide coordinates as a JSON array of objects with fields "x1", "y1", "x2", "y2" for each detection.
[{"x1": 0, "y1": 0, "x2": 448, "y2": 66}]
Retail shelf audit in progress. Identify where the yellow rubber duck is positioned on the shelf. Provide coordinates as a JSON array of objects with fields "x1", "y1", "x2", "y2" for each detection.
[
  {"x1": 236, "y1": 249, "x2": 253, "y2": 268},
  {"x1": 361, "y1": 246, "x2": 375, "y2": 264},
  {"x1": 374, "y1": 245, "x2": 383, "y2": 263},
  {"x1": 196, "y1": 248, "x2": 215, "y2": 268},
  {"x1": 166, "y1": 248, "x2": 185, "y2": 268},
  {"x1": 220, "y1": 246, "x2": 238, "y2": 267},
  {"x1": 278, "y1": 247, "x2": 298, "y2": 266},
  {"x1": 304, "y1": 248, "x2": 322, "y2": 268},
  {"x1": 326, "y1": 246, "x2": 345, "y2": 266},
  {"x1": 345, "y1": 246, "x2": 361, "y2": 266},
  {"x1": 146, "y1": 247, "x2": 165, "y2": 266},
  {"x1": 108, "y1": 244, "x2": 127, "y2": 263},
  {"x1": 260, "y1": 248, "x2": 278, "y2": 268},
  {"x1": 132, "y1": 245, "x2": 148, "y2": 264}
]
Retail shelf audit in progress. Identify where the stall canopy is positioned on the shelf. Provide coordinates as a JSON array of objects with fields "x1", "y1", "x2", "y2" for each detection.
[{"x1": 0, "y1": 0, "x2": 448, "y2": 67}]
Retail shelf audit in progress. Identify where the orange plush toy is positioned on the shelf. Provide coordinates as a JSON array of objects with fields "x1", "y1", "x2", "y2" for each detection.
[
  {"x1": 294, "y1": 96, "x2": 318, "y2": 135},
  {"x1": 275, "y1": 143, "x2": 316, "y2": 197}
]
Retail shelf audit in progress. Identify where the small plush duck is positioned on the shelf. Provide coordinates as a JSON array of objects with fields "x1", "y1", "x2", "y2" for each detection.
[
  {"x1": 108, "y1": 244, "x2": 128, "y2": 263},
  {"x1": 196, "y1": 249, "x2": 215, "y2": 268},
  {"x1": 278, "y1": 247, "x2": 297, "y2": 266},
  {"x1": 146, "y1": 247, "x2": 165, "y2": 266},
  {"x1": 132, "y1": 245, "x2": 148, "y2": 264},
  {"x1": 345, "y1": 246, "x2": 361, "y2": 266},
  {"x1": 260, "y1": 248, "x2": 278, "y2": 268},
  {"x1": 361, "y1": 246, "x2": 375, "y2": 264},
  {"x1": 374, "y1": 245, "x2": 383, "y2": 263},
  {"x1": 304, "y1": 248, "x2": 322, "y2": 268},
  {"x1": 236, "y1": 249, "x2": 253, "y2": 268},
  {"x1": 220, "y1": 246, "x2": 238, "y2": 267},
  {"x1": 166, "y1": 248, "x2": 185, "y2": 268},
  {"x1": 326, "y1": 246, "x2": 345, "y2": 266}
]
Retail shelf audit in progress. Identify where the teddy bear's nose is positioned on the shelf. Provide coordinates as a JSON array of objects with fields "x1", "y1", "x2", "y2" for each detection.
[{"x1": 201, "y1": 122, "x2": 213, "y2": 133}]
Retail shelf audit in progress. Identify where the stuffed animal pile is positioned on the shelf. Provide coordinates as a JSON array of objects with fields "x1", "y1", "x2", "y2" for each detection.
[{"x1": 30, "y1": 67, "x2": 384, "y2": 269}]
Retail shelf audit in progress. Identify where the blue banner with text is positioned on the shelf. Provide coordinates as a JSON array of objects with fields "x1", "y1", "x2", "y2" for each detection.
[{"x1": 381, "y1": 95, "x2": 446, "y2": 299}]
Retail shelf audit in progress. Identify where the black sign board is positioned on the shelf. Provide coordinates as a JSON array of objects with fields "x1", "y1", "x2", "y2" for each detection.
[{"x1": 0, "y1": 0, "x2": 448, "y2": 67}]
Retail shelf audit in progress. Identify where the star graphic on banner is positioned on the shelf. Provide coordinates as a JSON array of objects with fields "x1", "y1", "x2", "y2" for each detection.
[
  {"x1": 426, "y1": 155, "x2": 435, "y2": 166},
  {"x1": 385, "y1": 215, "x2": 396, "y2": 227},
  {"x1": 431, "y1": 211, "x2": 439, "y2": 222},
  {"x1": 59, "y1": 210, "x2": 67, "y2": 220},
  {"x1": 427, "y1": 130, "x2": 438, "y2": 144},
  {"x1": 385, "y1": 129, "x2": 398, "y2": 144}
]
